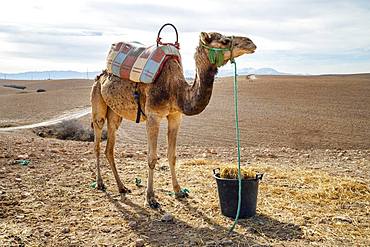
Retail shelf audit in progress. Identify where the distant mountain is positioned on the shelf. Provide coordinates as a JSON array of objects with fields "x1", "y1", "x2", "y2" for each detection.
[
  {"x1": 217, "y1": 67, "x2": 288, "y2": 77},
  {"x1": 0, "y1": 70, "x2": 101, "y2": 80},
  {"x1": 184, "y1": 67, "x2": 288, "y2": 78},
  {"x1": 0, "y1": 67, "x2": 287, "y2": 80}
]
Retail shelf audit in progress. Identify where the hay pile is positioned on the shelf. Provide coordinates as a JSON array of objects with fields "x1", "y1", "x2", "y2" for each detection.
[{"x1": 219, "y1": 165, "x2": 256, "y2": 179}]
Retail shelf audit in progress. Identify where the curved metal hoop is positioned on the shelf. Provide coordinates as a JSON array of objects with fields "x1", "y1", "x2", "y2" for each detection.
[{"x1": 156, "y1": 23, "x2": 180, "y2": 49}]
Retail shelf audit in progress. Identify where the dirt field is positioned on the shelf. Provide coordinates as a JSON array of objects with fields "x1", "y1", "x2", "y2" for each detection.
[
  {"x1": 1, "y1": 74, "x2": 369, "y2": 149},
  {"x1": 0, "y1": 79, "x2": 91, "y2": 127},
  {"x1": 0, "y1": 74, "x2": 369, "y2": 246}
]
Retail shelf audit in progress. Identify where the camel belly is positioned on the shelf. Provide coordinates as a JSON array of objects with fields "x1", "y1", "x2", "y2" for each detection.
[{"x1": 100, "y1": 76, "x2": 146, "y2": 122}]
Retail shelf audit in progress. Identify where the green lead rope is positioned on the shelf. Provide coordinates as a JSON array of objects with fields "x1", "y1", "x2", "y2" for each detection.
[
  {"x1": 202, "y1": 39, "x2": 242, "y2": 233},
  {"x1": 228, "y1": 58, "x2": 242, "y2": 233}
]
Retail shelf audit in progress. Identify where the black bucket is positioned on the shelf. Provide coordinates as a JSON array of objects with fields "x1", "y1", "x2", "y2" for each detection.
[{"x1": 213, "y1": 168, "x2": 263, "y2": 218}]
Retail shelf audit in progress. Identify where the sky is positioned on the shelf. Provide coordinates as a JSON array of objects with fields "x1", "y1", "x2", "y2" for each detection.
[{"x1": 0, "y1": 0, "x2": 369, "y2": 75}]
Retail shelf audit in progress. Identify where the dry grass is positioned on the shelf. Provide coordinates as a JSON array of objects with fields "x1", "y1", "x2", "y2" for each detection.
[
  {"x1": 219, "y1": 166, "x2": 256, "y2": 179},
  {"x1": 180, "y1": 159, "x2": 369, "y2": 245},
  {"x1": 0, "y1": 133, "x2": 369, "y2": 246}
]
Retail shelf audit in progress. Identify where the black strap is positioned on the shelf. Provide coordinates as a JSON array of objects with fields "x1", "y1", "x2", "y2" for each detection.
[{"x1": 133, "y1": 88, "x2": 146, "y2": 123}]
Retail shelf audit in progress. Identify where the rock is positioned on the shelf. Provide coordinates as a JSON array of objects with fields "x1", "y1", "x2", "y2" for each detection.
[
  {"x1": 15, "y1": 177, "x2": 22, "y2": 182},
  {"x1": 128, "y1": 221, "x2": 137, "y2": 228},
  {"x1": 16, "y1": 214, "x2": 25, "y2": 219},
  {"x1": 44, "y1": 231, "x2": 51, "y2": 237},
  {"x1": 7, "y1": 160, "x2": 15, "y2": 165},
  {"x1": 61, "y1": 227, "x2": 70, "y2": 234},
  {"x1": 101, "y1": 227, "x2": 111, "y2": 233},
  {"x1": 267, "y1": 153, "x2": 278, "y2": 158},
  {"x1": 221, "y1": 239, "x2": 233, "y2": 246},
  {"x1": 207, "y1": 149, "x2": 217, "y2": 154},
  {"x1": 135, "y1": 238, "x2": 145, "y2": 247},
  {"x1": 125, "y1": 153, "x2": 134, "y2": 158},
  {"x1": 37, "y1": 132, "x2": 46, "y2": 138},
  {"x1": 332, "y1": 215, "x2": 353, "y2": 224},
  {"x1": 17, "y1": 154, "x2": 29, "y2": 159},
  {"x1": 161, "y1": 213, "x2": 174, "y2": 222},
  {"x1": 318, "y1": 218, "x2": 329, "y2": 224},
  {"x1": 302, "y1": 154, "x2": 310, "y2": 158},
  {"x1": 205, "y1": 240, "x2": 217, "y2": 246},
  {"x1": 21, "y1": 192, "x2": 31, "y2": 198},
  {"x1": 50, "y1": 148, "x2": 60, "y2": 154}
]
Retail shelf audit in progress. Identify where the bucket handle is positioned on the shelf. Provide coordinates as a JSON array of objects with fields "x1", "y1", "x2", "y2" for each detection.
[{"x1": 213, "y1": 168, "x2": 220, "y2": 175}]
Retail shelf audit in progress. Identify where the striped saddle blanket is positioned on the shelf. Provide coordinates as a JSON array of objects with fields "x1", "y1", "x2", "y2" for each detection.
[{"x1": 106, "y1": 42, "x2": 181, "y2": 83}]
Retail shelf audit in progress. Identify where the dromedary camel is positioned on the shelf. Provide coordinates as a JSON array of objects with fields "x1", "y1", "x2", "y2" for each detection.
[{"x1": 91, "y1": 32, "x2": 256, "y2": 208}]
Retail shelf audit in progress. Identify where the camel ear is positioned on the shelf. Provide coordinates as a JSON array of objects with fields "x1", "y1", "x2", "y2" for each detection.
[{"x1": 200, "y1": 32, "x2": 211, "y2": 44}]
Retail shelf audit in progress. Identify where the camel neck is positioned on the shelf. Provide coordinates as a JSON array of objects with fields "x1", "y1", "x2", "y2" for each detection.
[
  {"x1": 194, "y1": 46, "x2": 218, "y2": 86},
  {"x1": 176, "y1": 46, "x2": 218, "y2": 116}
]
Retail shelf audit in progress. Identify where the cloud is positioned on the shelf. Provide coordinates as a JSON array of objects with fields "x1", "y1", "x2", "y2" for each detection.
[
  {"x1": 0, "y1": 0, "x2": 369, "y2": 73},
  {"x1": 0, "y1": 25, "x2": 103, "y2": 37}
]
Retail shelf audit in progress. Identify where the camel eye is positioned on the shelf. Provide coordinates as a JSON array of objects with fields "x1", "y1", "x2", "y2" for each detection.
[{"x1": 221, "y1": 38, "x2": 231, "y2": 45}]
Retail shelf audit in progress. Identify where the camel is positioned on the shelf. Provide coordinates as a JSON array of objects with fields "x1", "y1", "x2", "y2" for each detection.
[{"x1": 90, "y1": 31, "x2": 256, "y2": 208}]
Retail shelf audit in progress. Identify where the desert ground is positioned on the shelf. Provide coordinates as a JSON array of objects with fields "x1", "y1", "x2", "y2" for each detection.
[{"x1": 0, "y1": 74, "x2": 369, "y2": 246}]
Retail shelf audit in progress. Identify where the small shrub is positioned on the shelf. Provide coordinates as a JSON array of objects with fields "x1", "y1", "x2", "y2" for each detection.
[
  {"x1": 34, "y1": 120, "x2": 107, "y2": 142},
  {"x1": 3, "y1": 84, "x2": 26, "y2": 90},
  {"x1": 36, "y1": 89, "x2": 46, "y2": 93}
]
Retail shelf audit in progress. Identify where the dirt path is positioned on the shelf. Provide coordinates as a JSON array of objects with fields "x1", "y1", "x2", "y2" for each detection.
[{"x1": 0, "y1": 107, "x2": 90, "y2": 132}]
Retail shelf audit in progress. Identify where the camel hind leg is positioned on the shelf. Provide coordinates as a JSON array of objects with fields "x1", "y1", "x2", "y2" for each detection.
[
  {"x1": 167, "y1": 113, "x2": 187, "y2": 198},
  {"x1": 105, "y1": 108, "x2": 130, "y2": 195},
  {"x1": 91, "y1": 80, "x2": 107, "y2": 191}
]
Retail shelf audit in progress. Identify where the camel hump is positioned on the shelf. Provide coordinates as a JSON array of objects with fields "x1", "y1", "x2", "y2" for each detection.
[{"x1": 106, "y1": 41, "x2": 181, "y2": 84}]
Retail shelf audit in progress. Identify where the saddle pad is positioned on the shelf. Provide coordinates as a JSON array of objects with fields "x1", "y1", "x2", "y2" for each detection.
[{"x1": 106, "y1": 42, "x2": 181, "y2": 83}]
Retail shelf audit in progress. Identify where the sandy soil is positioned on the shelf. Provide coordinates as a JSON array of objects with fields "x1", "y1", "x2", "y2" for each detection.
[
  {"x1": 0, "y1": 74, "x2": 369, "y2": 246},
  {"x1": 1, "y1": 74, "x2": 369, "y2": 149},
  {"x1": 0, "y1": 79, "x2": 91, "y2": 127}
]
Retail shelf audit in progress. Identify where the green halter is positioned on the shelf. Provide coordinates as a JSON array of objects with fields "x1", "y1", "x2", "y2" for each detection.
[{"x1": 201, "y1": 36, "x2": 235, "y2": 67}]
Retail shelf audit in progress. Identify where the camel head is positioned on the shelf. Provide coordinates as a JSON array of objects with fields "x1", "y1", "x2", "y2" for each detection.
[{"x1": 199, "y1": 32, "x2": 256, "y2": 66}]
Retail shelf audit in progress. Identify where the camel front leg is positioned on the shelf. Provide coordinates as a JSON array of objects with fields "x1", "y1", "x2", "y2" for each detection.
[
  {"x1": 146, "y1": 114, "x2": 161, "y2": 208},
  {"x1": 167, "y1": 113, "x2": 187, "y2": 198}
]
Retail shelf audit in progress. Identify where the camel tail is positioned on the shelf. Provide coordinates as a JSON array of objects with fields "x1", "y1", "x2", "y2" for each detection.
[{"x1": 90, "y1": 71, "x2": 108, "y2": 130}]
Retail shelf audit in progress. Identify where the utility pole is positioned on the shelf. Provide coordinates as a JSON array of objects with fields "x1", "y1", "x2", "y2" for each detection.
[{"x1": 86, "y1": 68, "x2": 89, "y2": 80}]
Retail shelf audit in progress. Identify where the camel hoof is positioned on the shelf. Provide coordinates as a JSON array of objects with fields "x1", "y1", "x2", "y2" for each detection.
[
  {"x1": 97, "y1": 182, "x2": 106, "y2": 192},
  {"x1": 147, "y1": 198, "x2": 160, "y2": 209},
  {"x1": 175, "y1": 190, "x2": 189, "y2": 199},
  {"x1": 119, "y1": 186, "x2": 131, "y2": 195}
]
